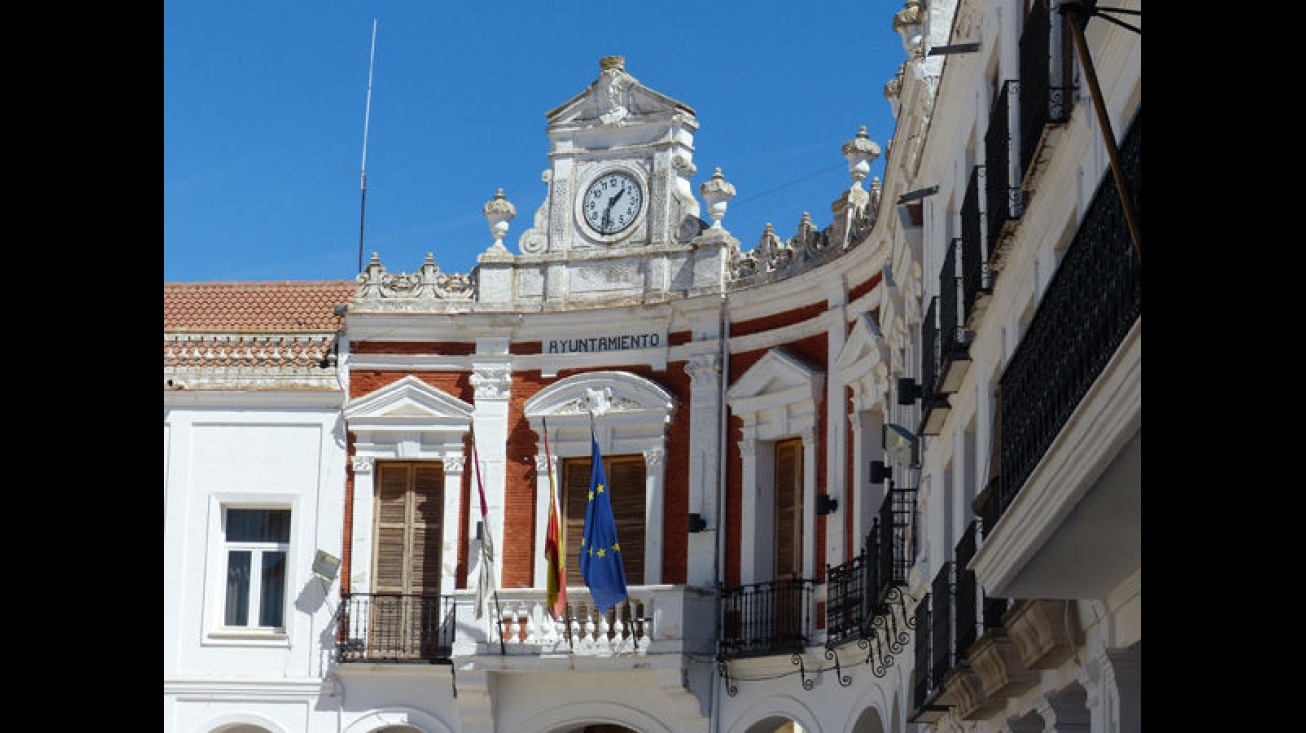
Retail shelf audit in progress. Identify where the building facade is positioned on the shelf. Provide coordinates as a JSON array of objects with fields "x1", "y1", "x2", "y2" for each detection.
[{"x1": 164, "y1": 2, "x2": 1141, "y2": 731}]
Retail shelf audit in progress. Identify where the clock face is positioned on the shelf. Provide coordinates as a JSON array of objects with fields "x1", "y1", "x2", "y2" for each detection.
[{"x1": 582, "y1": 170, "x2": 643, "y2": 236}]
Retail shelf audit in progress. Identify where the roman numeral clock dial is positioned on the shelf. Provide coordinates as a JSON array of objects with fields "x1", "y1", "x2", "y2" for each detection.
[{"x1": 582, "y1": 170, "x2": 643, "y2": 237}]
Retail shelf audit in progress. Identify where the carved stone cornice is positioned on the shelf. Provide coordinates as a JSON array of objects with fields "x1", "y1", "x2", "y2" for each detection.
[
  {"x1": 1003, "y1": 599, "x2": 1081, "y2": 670},
  {"x1": 968, "y1": 629, "x2": 1038, "y2": 700},
  {"x1": 352, "y1": 252, "x2": 476, "y2": 307},
  {"x1": 943, "y1": 664, "x2": 1004, "y2": 721}
]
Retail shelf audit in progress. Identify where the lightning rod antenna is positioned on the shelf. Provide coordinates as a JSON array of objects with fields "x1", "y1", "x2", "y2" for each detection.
[{"x1": 357, "y1": 18, "x2": 378, "y2": 273}]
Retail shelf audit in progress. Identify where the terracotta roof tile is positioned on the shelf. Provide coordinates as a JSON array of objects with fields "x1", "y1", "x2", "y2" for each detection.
[{"x1": 164, "y1": 280, "x2": 355, "y2": 333}]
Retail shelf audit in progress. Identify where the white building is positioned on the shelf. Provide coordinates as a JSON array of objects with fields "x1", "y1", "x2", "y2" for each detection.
[{"x1": 164, "y1": 2, "x2": 1140, "y2": 731}]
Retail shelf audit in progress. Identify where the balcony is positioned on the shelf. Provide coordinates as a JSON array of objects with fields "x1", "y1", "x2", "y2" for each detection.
[
  {"x1": 826, "y1": 487, "x2": 919, "y2": 673},
  {"x1": 985, "y1": 81, "x2": 1026, "y2": 271},
  {"x1": 717, "y1": 579, "x2": 815, "y2": 660},
  {"x1": 337, "y1": 593, "x2": 456, "y2": 664},
  {"x1": 920, "y1": 165, "x2": 988, "y2": 437},
  {"x1": 973, "y1": 109, "x2": 1141, "y2": 599},
  {"x1": 1017, "y1": 0, "x2": 1076, "y2": 189},
  {"x1": 335, "y1": 585, "x2": 718, "y2": 665},
  {"x1": 909, "y1": 522, "x2": 1013, "y2": 722}
]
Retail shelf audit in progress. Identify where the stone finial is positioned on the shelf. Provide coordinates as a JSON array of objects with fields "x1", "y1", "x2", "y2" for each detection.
[
  {"x1": 842, "y1": 125, "x2": 882, "y2": 190},
  {"x1": 699, "y1": 167, "x2": 736, "y2": 230},
  {"x1": 483, "y1": 188, "x2": 516, "y2": 250},
  {"x1": 599, "y1": 55, "x2": 625, "y2": 72},
  {"x1": 894, "y1": 1, "x2": 924, "y2": 54}
]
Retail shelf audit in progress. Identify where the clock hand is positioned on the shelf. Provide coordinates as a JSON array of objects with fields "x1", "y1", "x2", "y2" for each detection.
[{"x1": 600, "y1": 187, "x2": 625, "y2": 230}]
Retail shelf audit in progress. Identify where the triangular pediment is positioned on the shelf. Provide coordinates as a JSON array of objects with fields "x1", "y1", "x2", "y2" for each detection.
[
  {"x1": 547, "y1": 61, "x2": 694, "y2": 128},
  {"x1": 344, "y1": 375, "x2": 473, "y2": 430},
  {"x1": 727, "y1": 348, "x2": 825, "y2": 412},
  {"x1": 835, "y1": 313, "x2": 890, "y2": 376}
]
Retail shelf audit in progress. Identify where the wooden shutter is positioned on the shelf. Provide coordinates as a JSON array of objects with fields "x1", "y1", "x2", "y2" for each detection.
[
  {"x1": 775, "y1": 439, "x2": 802, "y2": 580},
  {"x1": 562, "y1": 454, "x2": 646, "y2": 588},
  {"x1": 373, "y1": 462, "x2": 444, "y2": 595},
  {"x1": 607, "y1": 457, "x2": 645, "y2": 585}
]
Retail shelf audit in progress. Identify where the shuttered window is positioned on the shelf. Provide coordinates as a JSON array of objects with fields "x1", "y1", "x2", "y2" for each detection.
[
  {"x1": 374, "y1": 462, "x2": 444, "y2": 595},
  {"x1": 775, "y1": 438, "x2": 803, "y2": 580},
  {"x1": 562, "y1": 454, "x2": 646, "y2": 588}
]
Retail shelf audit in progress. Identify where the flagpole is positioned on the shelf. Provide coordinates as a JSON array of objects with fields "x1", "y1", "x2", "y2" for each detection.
[{"x1": 471, "y1": 427, "x2": 507, "y2": 655}]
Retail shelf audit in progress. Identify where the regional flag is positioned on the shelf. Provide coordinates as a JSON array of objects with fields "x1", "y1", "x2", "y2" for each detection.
[
  {"x1": 579, "y1": 427, "x2": 628, "y2": 613},
  {"x1": 543, "y1": 419, "x2": 568, "y2": 621}
]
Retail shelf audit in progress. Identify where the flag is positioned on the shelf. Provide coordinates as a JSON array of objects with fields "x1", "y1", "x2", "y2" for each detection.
[
  {"x1": 580, "y1": 427, "x2": 628, "y2": 613},
  {"x1": 472, "y1": 437, "x2": 496, "y2": 620},
  {"x1": 543, "y1": 418, "x2": 568, "y2": 621}
]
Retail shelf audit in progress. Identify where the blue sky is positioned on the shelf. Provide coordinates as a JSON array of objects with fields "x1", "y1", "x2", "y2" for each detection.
[{"x1": 164, "y1": 1, "x2": 910, "y2": 283}]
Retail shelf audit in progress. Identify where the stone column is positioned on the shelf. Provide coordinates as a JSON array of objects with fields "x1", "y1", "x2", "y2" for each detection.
[
  {"x1": 470, "y1": 339, "x2": 513, "y2": 592},
  {"x1": 684, "y1": 352, "x2": 722, "y2": 587}
]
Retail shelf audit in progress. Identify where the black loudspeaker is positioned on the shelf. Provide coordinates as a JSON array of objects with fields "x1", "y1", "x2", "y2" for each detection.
[
  {"x1": 897, "y1": 377, "x2": 922, "y2": 405},
  {"x1": 869, "y1": 460, "x2": 891, "y2": 484},
  {"x1": 816, "y1": 494, "x2": 839, "y2": 515},
  {"x1": 688, "y1": 512, "x2": 708, "y2": 533}
]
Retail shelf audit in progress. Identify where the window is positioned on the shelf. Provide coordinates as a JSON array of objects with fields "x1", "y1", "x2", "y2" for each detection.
[
  {"x1": 223, "y1": 508, "x2": 290, "y2": 629},
  {"x1": 371, "y1": 461, "x2": 444, "y2": 659},
  {"x1": 562, "y1": 454, "x2": 646, "y2": 587}
]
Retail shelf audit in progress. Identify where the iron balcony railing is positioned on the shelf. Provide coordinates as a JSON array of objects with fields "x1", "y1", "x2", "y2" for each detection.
[
  {"x1": 1018, "y1": 0, "x2": 1074, "y2": 176},
  {"x1": 826, "y1": 487, "x2": 918, "y2": 647},
  {"x1": 718, "y1": 578, "x2": 815, "y2": 660},
  {"x1": 938, "y1": 233, "x2": 963, "y2": 383},
  {"x1": 910, "y1": 523, "x2": 1011, "y2": 721},
  {"x1": 336, "y1": 592, "x2": 456, "y2": 664},
  {"x1": 920, "y1": 296, "x2": 940, "y2": 406},
  {"x1": 928, "y1": 562, "x2": 954, "y2": 692},
  {"x1": 985, "y1": 80, "x2": 1024, "y2": 253},
  {"x1": 995, "y1": 109, "x2": 1141, "y2": 525},
  {"x1": 953, "y1": 520, "x2": 1007, "y2": 655},
  {"x1": 911, "y1": 591, "x2": 935, "y2": 715}
]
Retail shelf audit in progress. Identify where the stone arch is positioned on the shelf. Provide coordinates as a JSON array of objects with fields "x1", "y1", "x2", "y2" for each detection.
[{"x1": 524, "y1": 370, "x2": 677, "y2": 585}]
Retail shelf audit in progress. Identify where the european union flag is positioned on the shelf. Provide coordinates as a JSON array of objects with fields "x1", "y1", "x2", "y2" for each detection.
[{"x1": 580, "y1": 428, "x2": 628, "y2": 613}]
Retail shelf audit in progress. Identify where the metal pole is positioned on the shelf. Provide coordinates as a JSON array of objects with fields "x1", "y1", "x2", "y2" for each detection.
[{"x1": 1061, "y1": 2, "x2": 1141, "y2": 259}]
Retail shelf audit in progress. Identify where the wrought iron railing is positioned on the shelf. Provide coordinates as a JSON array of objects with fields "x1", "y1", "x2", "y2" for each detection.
[
  {"x1": 336, "y1": 593, "x2": 456, "y2": 663},
  {"x1": 938, "y1": 237, "x2": 961, "y2": 381},
  {"x1": 985, "y1": 81, "x2": 1024, "y2": 253},
  {"x1": 1019, "y1": 0, "x2": 1074, "y2": 175},
  {"x1": 995, "y1": 109, "x2": 1141, "y2": 524},
  {"x1": 928, "y1": 563, "x2": 954, "y2": 691},
  {"x1": 953, "y1": 521, "x2": 1007, "y2": 656},
  {"x1": 718, "y1": 578, "x2": 815, "y2": 659},
  {"x1": 911, "y1": 593, "x2": 932, "y2": 710},
  {"x1": 826, "y1": 487, "x2": 918, "y2": 647},
  {"x1": 920, "y1": 296, "x2": 940, "y2": 405}
]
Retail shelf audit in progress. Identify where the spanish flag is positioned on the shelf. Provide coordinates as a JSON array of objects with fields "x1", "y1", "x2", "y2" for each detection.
[{"x1": 542, "y1": 418, "x2": 567, "y2": 620}]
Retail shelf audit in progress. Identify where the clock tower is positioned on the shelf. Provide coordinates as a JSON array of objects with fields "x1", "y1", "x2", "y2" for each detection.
[{"x1": 480, "y1": 56, "x2": 731, "y2": 308}]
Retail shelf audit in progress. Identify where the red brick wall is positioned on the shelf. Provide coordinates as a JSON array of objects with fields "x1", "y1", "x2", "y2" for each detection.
[{"x1": 351, "y1": 340, "x2": 476, "y2": 356}]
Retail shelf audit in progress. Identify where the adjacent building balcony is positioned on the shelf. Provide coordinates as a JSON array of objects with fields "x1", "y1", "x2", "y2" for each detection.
[{"x1": 972, "y1": 110, "x2": 1141, "y2": 600}]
